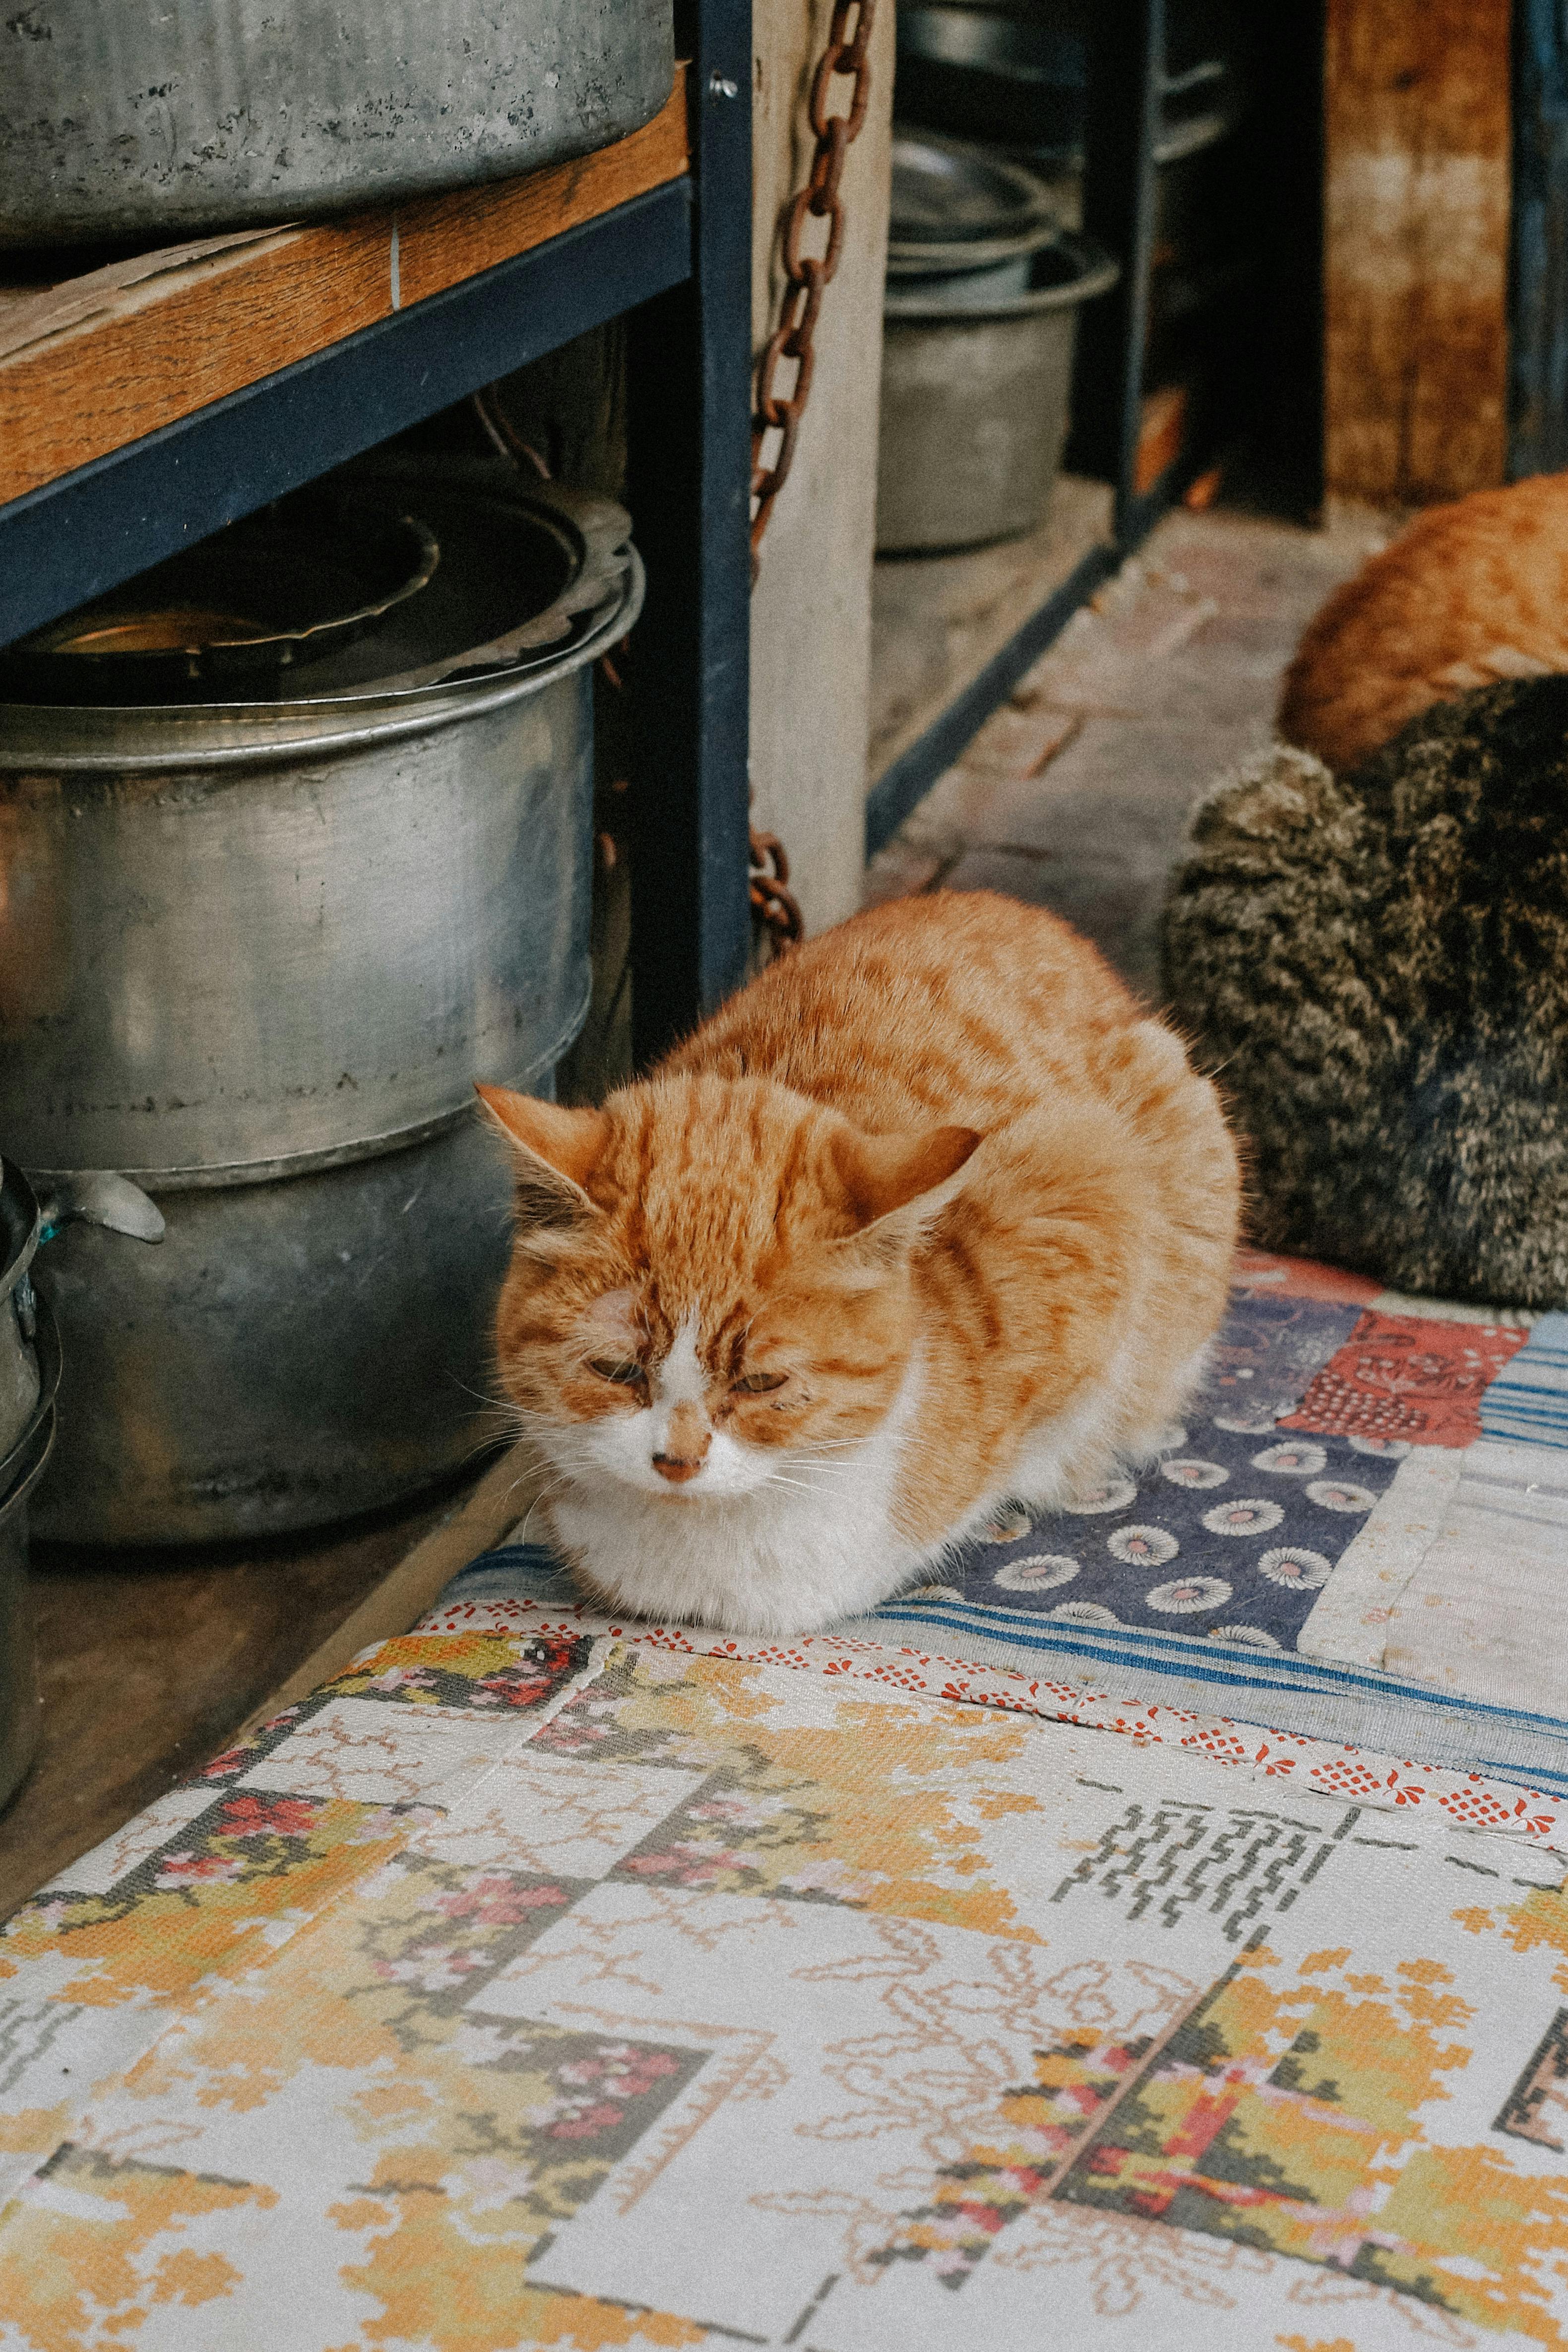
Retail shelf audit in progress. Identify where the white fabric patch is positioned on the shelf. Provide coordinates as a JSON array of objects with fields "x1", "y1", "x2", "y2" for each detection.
[{"x1": 1298, "y1": 1444, "x2": 1460, "y2": 1668}]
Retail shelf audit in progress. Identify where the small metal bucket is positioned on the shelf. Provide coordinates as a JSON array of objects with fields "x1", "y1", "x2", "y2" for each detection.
[{"x1": 876, "y1": 229, "x2": 1119, "y2": 554}]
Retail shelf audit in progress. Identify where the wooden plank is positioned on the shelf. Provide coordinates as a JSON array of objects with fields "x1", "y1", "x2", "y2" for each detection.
[
  {"x1": 0, "y1": 73, "x2": 689, "y2": 506},
  {"x1": 1323, "y1": 0, "x2": 1510, "y2": 504}
]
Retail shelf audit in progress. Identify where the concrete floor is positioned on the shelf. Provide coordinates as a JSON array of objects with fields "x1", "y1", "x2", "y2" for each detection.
[{"x1": 865, "y1": 503, "x2": 1381, "y2": 995}]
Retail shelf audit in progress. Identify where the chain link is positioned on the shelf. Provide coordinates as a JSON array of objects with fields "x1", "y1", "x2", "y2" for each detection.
[
  {"x1": 748, "y1": 826, "x2": 805, "y2": 950},
  {"x1": 750, "y1": 0, "x2": 877, "y2": 569}
]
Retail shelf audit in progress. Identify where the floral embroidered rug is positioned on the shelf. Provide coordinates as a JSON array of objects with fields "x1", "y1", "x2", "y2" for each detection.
[{"x1": 5, "y1": 1600, "x2": 1568, "y2": 2348}]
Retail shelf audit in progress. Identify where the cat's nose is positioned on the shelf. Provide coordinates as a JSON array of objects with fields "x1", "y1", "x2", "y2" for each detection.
[
  {"x1": 653, "y1": 1402, "x2": 711, "y2": 1483},
  {"x1": 653, "y1": 1451, "x2": 706, "y2": 1484}
]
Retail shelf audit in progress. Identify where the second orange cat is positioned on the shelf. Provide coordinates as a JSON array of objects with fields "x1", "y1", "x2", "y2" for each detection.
[
  {"x1": 479, "y1": 891, "x2": 1240, "y2": 1634},
  {"x1": 1279, "y1": 470, "x2": 1568, "y2": 773}
]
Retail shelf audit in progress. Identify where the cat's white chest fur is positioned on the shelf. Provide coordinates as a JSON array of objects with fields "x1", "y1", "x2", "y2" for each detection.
[{"x1": 544, "y1": 1355, "x2": 929, "y2": 1636}]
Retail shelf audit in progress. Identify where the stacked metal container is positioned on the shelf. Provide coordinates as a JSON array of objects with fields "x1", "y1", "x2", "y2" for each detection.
[{"x1": 0, "y1": 467, "x2": 640, "y2": 1545}]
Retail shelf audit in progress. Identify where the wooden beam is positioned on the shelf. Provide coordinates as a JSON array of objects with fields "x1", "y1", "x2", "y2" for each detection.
[
  {"x1": 1323, "y1": 0, "x2": 1510, "y2": 504},
  {"x1": 0, "y1": 72, "x2": 689, "y2": 506}
]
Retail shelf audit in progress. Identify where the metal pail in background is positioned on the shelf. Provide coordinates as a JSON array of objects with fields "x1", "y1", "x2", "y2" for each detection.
[{"x1": 877, "y1": 233, "x2": 1119, "y2": 552}]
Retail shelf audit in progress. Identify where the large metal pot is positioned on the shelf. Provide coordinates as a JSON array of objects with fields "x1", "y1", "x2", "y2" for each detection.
[
  {"x1": 877, "y1": 224, "x2": 1118, "y2": 554},
  {"x1": 0, "y1": 471, "x2": 639, "y2": 1543},
  {"x1": 0, "y1": 0, "x2": 674, "y2": 247}
]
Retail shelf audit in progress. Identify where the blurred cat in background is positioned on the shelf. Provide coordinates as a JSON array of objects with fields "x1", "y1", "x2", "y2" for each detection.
[
  {"x1": 1278, "y1": 471, "x2": 1568, "y2": 774},
  {"x1": 479, "y1": 891, "x2": 1239, "y2": 1635}
]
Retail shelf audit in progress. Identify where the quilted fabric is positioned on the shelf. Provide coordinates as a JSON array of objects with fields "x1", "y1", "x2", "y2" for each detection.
[
  {"x1": 7, "y1": 1247, "x2": 1568, "y2": 2346},
  {"x1": 5, "y1": 1617, "x2": 1568, "y2": 2347}
]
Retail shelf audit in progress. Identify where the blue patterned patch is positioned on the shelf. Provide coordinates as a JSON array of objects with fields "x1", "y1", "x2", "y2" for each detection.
[{"x1": 945, "y1": 1414, "x2": 1404, "y2": 1653}]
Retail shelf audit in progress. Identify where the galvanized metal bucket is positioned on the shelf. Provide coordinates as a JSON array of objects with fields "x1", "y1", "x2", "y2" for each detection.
[
  {"x1": 0, "y1": 472, "x2": 639, "y2": 1543},
  {"x1": 0, "y1": 0, "x2": 674, "y2": 246},
  {"x1": 876, "y1": 229, "x2": 1119, "y2": 554}
]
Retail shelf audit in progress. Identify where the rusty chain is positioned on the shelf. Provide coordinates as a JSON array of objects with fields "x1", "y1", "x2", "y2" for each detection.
[
  {"x1": 748, "y1": 825, "x2": 805, "y2": 949},
  {"x1": 750, "y1": 0, "x2": 877, "y2": 572},
  {"x1": 745, "y1": 0, "x2": 878, "y2": 952}
]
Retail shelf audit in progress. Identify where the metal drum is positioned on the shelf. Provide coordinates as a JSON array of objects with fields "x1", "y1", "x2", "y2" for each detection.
[
  {"x1": 0, "y1": 468, "x2": 640, "y2": 1543},
  {"x1": 0, "y1": 0, "x2": 674, "y2": 247}
]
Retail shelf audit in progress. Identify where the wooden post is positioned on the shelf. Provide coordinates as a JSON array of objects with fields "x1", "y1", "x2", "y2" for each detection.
[
  {"x1": 749, "y1": 0, "x2": 896, "y2": 931},
  {"x1": 1323, "y1": 0, "x2": 1511, "y2": 505}
]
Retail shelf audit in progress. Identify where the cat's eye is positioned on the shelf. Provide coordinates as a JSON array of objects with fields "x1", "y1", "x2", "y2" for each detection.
[
  {"x1": 733, "y1": 1369, "x2": 787, "y2": 1394},
  {"x1": 589, "y1": 1358, "x2": 646, "y2": 1387}
]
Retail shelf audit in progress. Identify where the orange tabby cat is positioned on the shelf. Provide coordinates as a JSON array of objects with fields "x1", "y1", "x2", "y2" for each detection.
[
  {"x1": 479, "y1": 891, "x2": 1239, "y2": 1634},
  {"x1": 1278, "y1": 470, "x2": 1568, "y2": 773}
]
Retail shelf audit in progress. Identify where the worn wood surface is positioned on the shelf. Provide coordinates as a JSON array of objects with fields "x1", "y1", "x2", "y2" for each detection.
[
  {"x1": 1323, "y1": 0, "x2": 1510, "y2": 503},
  {"x1": 0, "y1": 73, "x2": 689, "y2": 506}
]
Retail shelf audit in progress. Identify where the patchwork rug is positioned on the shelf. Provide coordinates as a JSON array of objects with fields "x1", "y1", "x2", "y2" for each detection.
[
  {"x1": 5, "y1": 1604, "x2": 1568, "y2": 2347},
  {"x1": 447, "y1": 1251, "x2": 1568, "y2": 1796}
]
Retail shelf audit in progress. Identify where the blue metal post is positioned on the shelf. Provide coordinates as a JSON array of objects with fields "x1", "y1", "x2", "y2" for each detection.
[{"x1": 627, "y1": 0, "x2": 754, "y2": 1066}]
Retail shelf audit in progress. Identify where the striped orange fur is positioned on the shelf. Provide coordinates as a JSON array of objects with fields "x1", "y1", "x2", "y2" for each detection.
[{"x1": 480, "y1": 890, "x2": 1240, "y2": 1634}]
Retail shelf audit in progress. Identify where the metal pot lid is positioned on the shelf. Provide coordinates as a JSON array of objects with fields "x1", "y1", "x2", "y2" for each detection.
[
  {"x1": 0, "y1": 500, "x2": 440, "y2": 705},
  {"x1": 0, "y1": 464, "x2": 643, "y2": 765},
  {"x1": 887, "y1": 134, "x2": 1060, "y2": 273},
  {"x1": 884, "y1": 225, "x2": 1119, "y2": 319}
]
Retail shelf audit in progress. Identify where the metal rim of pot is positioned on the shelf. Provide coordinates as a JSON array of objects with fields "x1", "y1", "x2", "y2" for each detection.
[
  {"x1": 886, "y1": 134, "x2": 1062, "y2": 276},
  {"x1": 883, "y1": 227, "x2": 1119, "y2": 321},
  {"x1": 0, "y1": 482, "x2": 642, "y2": 775}
]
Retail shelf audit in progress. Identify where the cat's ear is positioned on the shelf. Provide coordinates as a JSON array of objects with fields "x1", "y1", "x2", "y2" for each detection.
[
  {"x1": 475, "y1": 1084, "x2": 610, "y2": 1228},
  {"x1": 828, "y1": 1122, "x2": 981, "y2": 1242}
]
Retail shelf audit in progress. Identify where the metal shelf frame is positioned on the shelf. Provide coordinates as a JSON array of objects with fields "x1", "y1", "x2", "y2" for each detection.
[{"x1": 0, "y1": 0, "x2": 754, "y2": 1063}]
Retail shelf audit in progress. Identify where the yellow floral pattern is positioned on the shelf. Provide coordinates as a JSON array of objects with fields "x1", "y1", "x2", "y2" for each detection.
[{"x1": 2, "y1": 1626, "x2": 1568, "y2": 2347}]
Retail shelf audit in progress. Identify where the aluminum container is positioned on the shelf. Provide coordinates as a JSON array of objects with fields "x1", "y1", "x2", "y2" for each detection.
[
  {"x1": 0, "y1": 0, "x2": 674, "y2": 247},
  {"x1": 0, "y1": 474, "x2": 639, "y2": 1542},
  {"x1": 877, "y1": 230, "x2": 1118, "y2": 554},
  {"x1": 33, "y1": 1117, "x2": 514, "y2": 1546}
]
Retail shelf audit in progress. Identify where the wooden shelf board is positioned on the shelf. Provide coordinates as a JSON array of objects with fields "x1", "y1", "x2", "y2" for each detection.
[
  {"x1": 0, "y1": 71, "x2": 690, "y2": 508},
  {"x1": 868, "y1": 473, "x2": 1116, "y2": 790}
]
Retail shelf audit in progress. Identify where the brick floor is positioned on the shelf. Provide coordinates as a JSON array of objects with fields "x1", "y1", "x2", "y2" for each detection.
[{"x1": 864, "y1": 504, "x2": 1382, "y2": 999}]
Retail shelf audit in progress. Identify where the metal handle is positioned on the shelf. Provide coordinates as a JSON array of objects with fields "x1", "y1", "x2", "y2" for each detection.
[{"x1": 31, "y1": 1170, "x2": 165, "y2": 1245}]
